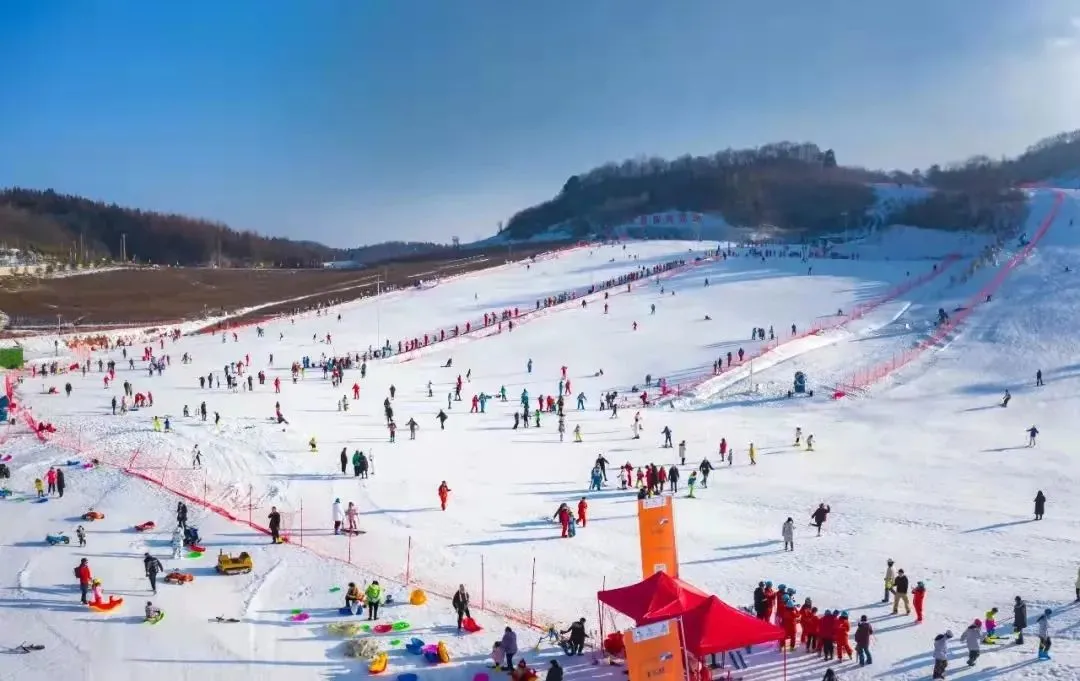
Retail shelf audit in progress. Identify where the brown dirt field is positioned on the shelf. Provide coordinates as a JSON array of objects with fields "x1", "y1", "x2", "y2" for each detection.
[{"x1": 0, "y1": 244, "x2": 555, "y2": 329}]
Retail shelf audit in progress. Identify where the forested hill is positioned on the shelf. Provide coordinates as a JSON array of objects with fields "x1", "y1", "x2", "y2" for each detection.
[
  {"x1": 498, "y1": 130, "x2": 1080, "y2": 240},
  {"x1": 0, "y1": 188, "x2": 344, "y2": 267}
]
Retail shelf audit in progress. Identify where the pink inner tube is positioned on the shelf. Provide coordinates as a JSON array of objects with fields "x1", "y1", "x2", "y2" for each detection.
[{"x1": 288, "y1": 613, "x2": 310, "y2": 622}]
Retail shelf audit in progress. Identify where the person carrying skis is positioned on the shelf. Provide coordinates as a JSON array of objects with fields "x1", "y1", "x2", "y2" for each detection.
[
  {"x1": 811, "y1": 503, "x2": 831, "y2": 536},
  {"x1": 438, "y1": 482, "x2": 451, "y2": 510}
]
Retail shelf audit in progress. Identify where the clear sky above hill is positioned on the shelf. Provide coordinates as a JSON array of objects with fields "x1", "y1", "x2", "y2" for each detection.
[{"x1": 1, "y1": 0, "x2": 1078, "y2": 247}]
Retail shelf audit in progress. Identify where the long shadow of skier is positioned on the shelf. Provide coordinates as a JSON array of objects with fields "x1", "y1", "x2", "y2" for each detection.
[{"x1": 959, "y1": 519, "x2": 1035, "y2": 534}]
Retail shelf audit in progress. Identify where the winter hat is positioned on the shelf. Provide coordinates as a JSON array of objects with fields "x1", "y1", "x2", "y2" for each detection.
[
  {"x1": 335, "y1": 498, "x2": 340, "y2": 503},
  {"x1": 897, "y1": 569, "x2": 904, "y2": 575},
  {"x1": 945, "y1": 630, "x2": 954, "y2": 638},
  {"x1": 840, "y1": 611, "x2": 849, "y2": 619},
  {"x1": 860, "y1": 615, "x2": 868, "y2": 622},
  {"x1": 973, "y1": 619, "x2": 982, "y2": 627},
  {"x1": 787, "y1": 587, "x2": 795, "y2": 594},
  {"x1": 917, "y1": 581, "x2": 925, "y2": 588},
  {"x1": 765, "y1": 581, "x2": 772, "y2": 587},
  {"x1": 887, "y1": 559, "x2": 894, "y2": 565}
]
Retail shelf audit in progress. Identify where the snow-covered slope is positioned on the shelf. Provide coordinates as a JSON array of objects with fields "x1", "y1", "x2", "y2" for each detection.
[{"x1": 4, "y1": 198, "x2": 1080, "y2": 681}]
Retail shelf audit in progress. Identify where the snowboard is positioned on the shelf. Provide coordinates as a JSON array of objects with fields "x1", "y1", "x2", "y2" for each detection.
[
  {"x1": 342, "y1": 529, "x2": 366, "y2": 535},
  {"x1": 7, "y1": 643, "x2": 44, "y2": 654},
  {"x1": 145, "y1": 612, "x2": 165, "y2": 625},
  {"x1": 209, "y1": 616, "x2": 241, "y2": 623}
]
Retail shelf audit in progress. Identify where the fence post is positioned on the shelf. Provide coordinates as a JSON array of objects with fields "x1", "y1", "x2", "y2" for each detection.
[
  {"x1": 203, "y1": 469, "x2": 208, "y2": 502},
  {"x1": 299, "y1": 498, "x2": 304, "y2": 547},
  {"x1": 405, "y1": 536, "x2": 412, "y2": 585},
  {"x1": 480, "y1": 555, "x2": 485, "y2": 611},
  {"x1": 248, "y1": 485, "x2": 253, "y2": 526},
  {"x1": 529, "y1": 557, "x2": 536, "y2": 626}
]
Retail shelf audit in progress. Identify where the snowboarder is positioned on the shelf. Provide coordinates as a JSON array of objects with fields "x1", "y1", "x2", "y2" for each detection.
[{"x1": 1034, "y1": 490, "x2": 1046, "y2": 519}]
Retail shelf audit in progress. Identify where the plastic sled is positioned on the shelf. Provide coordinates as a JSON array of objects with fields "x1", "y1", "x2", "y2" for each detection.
[
  {"x1": 474, "y1": 673, "x2": 490, "y2": 681},
  {"x1": 33, "y1": 498, "x2": 49, "y2": 504},
  {"x1": 369, "y1": 652, "x2": 389, "y2": 674},
  {"x1": 424, "y1": 650, "x2": 440, "y2": 663},
  {"x1": 339, "y1": 606, "x2": 364, "y2": 616},
  {"x1": 82, "y1": 462, "x2": 95, "y2": 470},
  {"x1": 404, "y1": 639, "x2": 425, "y2": 655},
  {"x1": 134, "y1": 521, "x2": 156, "y2": 532},
  {"x1": 164, "y1": 572, "x2": 194, "y2": 585},
  {"x1": 398, "y1": 674, "x2": 418, "y2": 681},
  {"x1": 461, "y1": 616, "x2": 482, "y2": 633},
  {"x1": 188, "y1": 544, "x2": 205, "y2": 553},
  {"x1": 45, "y1": 534, "x2": 69, "y2": 545},
  {"x1": 88, "y1": 596, "x2": 124, "y2": 612},
  {"x1": 65, "y1": 460, "x2": 80, "y2": 467},
  {"x1": 408, "y1": 588, "x2": 427, "y2": 605},
  {"x1": 391, "y1": 621, "x2": 410, "y2": 631},
  {"x1": 437, "y1": 641, "x2": 450, "y2": 663},
  {"x1": 0, "y1": 455, "x2": 11, "y2": 462},
  {"x1": 146, "y1": 611, "x2": 166, "y2": 624},
  {"x1": 288, "y1": 612, "x2": 310, "y2": 622},
  {"x1": 373, "y1": 623, "x2": 393, "y2": 634},
  {"x1": 216, "y1": 550, "x2": 252, "y2": 575},
  {"x1": 0, "y1": 489, "x2": 11, "y2": 498},
  {"x1": 82, "y1": 511, "x2": 104, "y2": 521}
]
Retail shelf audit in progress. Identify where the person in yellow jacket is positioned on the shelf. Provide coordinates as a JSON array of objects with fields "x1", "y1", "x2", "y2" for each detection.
[
  {"x1": 345, "y1": 582, "x2": 364, "y2": 616},
  {"x1": 748, "y1": 443, "x2": 756, "y2": 465},
  {"x1": 152, "y1": 416, "x2": 162, "y2": 432},
  {"x1": 34, "y1": 478, "x2": 45, "y2": 497},
  {"x1": 365, "y1": 580, "x2": 383, "y2": 621}
]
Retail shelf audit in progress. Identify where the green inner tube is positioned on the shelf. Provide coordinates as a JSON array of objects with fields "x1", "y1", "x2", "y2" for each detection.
[
  {"x1": 187, "y1": 551, "x2": 203, "y2": 559},
  {"x1": 360, "y1": 624, "x2": 372, "y2": 632},
  {"x1": 290, "y1": 608, "x2": 303, "y2": 615},
  {"x1": 389, "y1": 639, "x2": 402, "y2": 646},
  {"x1": 328, "y1": 586, "x2": 341, "y2": 592},
  {"x1": 391, "y1": 621, "x2": 410, "y2": 631}
]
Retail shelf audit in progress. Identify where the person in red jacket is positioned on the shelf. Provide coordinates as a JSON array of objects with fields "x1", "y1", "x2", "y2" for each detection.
[
  {"x1": 438, "y1": 482, "x2": 451, "y2": 511},
  {"x1": 762, "y1": 584, "x2": 776, "y2": 621},
  {"x1": 554, "y1": 503, "x2": 570, "y2": 537},
  {"x1": 835, "y1": 612, "x2": 853, "y2": 661},
  {"x1": 912, "y1": 581, "x2": 927, "y2": 622},
  {"x1": 577, "y1": 497, "x2": 588, "y2": 527},
  {"x1": 803, "y1": 607, "x2": 820, "y2": 652},
  {"x1": 657, "y1": 466, "x2": 667, "y2": 489},
  {"x1": 798, "y1": 602, "x2": 813, "y2": 646},
  {"x1": 818, "y1": 610, "x2": 837, "y2": 660},
  {"x1": 352, "y1": 383, "x2": 360, "y2": 400},
  {"x1": 780, "y1": 602, "x2": 797, "y2": 651},
  {"x1": 74, "y1": 558, "x2": 92, "y2": 604}
]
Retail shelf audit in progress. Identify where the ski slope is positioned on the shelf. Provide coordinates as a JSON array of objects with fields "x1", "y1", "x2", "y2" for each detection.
[{"x1": 3, "y1": 197, "x2": 1080, "y2": 681}]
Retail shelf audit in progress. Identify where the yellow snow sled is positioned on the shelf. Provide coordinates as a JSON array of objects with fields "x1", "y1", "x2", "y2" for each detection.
[{"x1": 216, "y1": 550, "x2": 253, "y2": 575}]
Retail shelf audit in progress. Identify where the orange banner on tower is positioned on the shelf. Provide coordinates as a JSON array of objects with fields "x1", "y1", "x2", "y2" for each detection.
[
  {"x1": 623, "y1": 619, "x2": 687, "y2": 681},
  {"x1": 638, "y1": 495, "x2": 678, "y2": 579}
]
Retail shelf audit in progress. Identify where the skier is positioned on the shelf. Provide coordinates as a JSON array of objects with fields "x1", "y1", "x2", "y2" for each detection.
[
  {"x1": 594, "y1": 454, "x2": 609, "y2": 481},
  {"x1": 686, "y1": 470, "x2": 698, "y2": 498},
  {"x1": 782, "y1": 517, "x2": 794, "y2": 551},
  {"x1": 438, "y1": 481, "x2": 451, "y2": 510},
  {"x1": 661, "y1": 426, "x2": 673, "y2": 448},
  {"x1": 932, "y1": 630, "x2": 953, "y2": 679},
  {"x1": 1034, "y1": 490, "x2": 1046, "y2": 519},
  {"x1": 811, "y1": 503, "x2": 831, "y2": 536},
  {"x1": 984, "y1": 607, "x2": 998, "y2": 640},
  {"x1": 406, "y1": 418, "x2": 418, "y2": 439},
  {"x1": 794, "y1": 427, "x2": 802, "y2": 446},
  {"x1": 352, "y1": 450, "x2": 363, "y2": 477},
  {"x1": 576, "y1": 392, "x2": 586, "y2": 410},
  {"x1": 75, "y1": 525, "x2": 86, "y2": 547},
  {"x1": 1027, "y1": 425, "x2": 1039, "y2": 446},
  {"x1": 589, "y1": 466, "x2": 602, "y2": 491},
  {"x1": 192, "y1": 445, "x2": 202, "y2": 468},
  {"x1": 1037, "y1": 608, "x2": 1052, "y2": 660},
  {"x1": 960, "y1": 620, "x2": 981, "y2": 666}
]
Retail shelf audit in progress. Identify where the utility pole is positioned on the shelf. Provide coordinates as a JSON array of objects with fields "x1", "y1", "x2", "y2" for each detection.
[{"x1": 120, "y1": 233, "x2": 127, "y2": 263}]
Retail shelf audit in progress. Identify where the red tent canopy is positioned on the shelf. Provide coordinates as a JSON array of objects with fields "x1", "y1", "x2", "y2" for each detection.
[
  {"x1": 597, "y1": 572, "x2": 709, "y2": 625},
  {"x1": 679, "y1": 595, "x2": 784, "y2": 655}
]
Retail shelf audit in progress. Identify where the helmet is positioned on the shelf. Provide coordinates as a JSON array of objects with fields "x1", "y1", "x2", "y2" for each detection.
[
  {"x1": 777, "y1": 584, "x2": 787, "y2": 591},
  {"x1": 917, "y1": 581, "x2": 925, "y2": 588},
  {"x1": 840, "y1": 611, "x2": 849, "y2": 619},
  {"x1": 973, "y1": 619, "x2": 981, "y2": 627},
  {"x1": 787, "y1": 588, "x2": 795, "y2": 595},
  {"x1": 765, "y1": 581, "x2": 772, "y2": 587}
]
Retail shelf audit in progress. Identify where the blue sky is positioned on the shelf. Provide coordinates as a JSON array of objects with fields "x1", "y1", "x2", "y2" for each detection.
[{"x1": 1, "y1": 0, "x2": 1078, "y2": 247}]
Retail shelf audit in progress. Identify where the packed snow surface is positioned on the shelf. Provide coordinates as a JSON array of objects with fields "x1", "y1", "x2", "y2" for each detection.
[{"x1": 3, "y1": 194, "x2": 1080, "y2": 681}]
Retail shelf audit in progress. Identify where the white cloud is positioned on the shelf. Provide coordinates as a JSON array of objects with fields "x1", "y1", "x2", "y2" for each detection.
[{"x1": 1047, "y1": 36, "x2": 1076, "y2": 50}]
